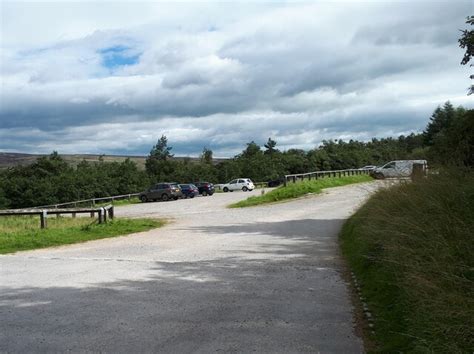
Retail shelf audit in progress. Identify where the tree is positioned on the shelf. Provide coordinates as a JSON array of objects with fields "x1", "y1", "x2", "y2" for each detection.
[
  {"x1": 241, "y1": 141, "x2": 262, "y2": 158},
  {"x1": 149, "y1": 135, "x2": 173, "y2": 161},
  {"x1": 459, "y1": 15, "x2": 474, "y2": 94},
  {"x1": 145, "y1": 135, "x2": 175, "y2": 179},
  {"x1": 264, "y1": 137, "x2": 279, "y2": 155},
  {"x1": 423, "y1": 102, "x2": 456, "y2": 146},
  {"x1": 201, "y1": 147, "x2": 213, "y2": 164}
]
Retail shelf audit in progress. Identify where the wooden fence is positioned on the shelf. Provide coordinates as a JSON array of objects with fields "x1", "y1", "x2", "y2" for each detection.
[
  {"x1": 284, "y1": 168, "x2": 372, "y2": 185},
  {"x1": 35, "y1": 193, "x2": 140, "y2": 209},
  {"x1": 0, "y1": 205, "x2": 114, "y2": 229}
]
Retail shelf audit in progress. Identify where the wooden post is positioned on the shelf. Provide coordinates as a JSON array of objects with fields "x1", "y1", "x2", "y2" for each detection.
[
  {"x1": 108, "y1": 206, "x2": 114, "y2": 220},
  {"x1": 98, "y1": 208, "x2": 104, "y2": 224},
  {"x1": 103, "y1": 208, "x2": 107, "y2": 223},
  {"x1": 90, "y1": 212, "x2": 95, "y2": 218},
  {"x1": 293, "y1": 176, "x2": 296, "y2": 183},
  {"x1": 40, "y1": 210, "x2": 47, "y2": 229},
  {"x1": 412, "y1": 163, "x2": 424, "y2": 181},
  {"x1": 72, "y1": 212, "x2": 76, "y2": 218}
]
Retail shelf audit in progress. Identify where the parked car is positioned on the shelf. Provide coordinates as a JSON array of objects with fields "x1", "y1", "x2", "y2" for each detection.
[
  {"x1": 139, "y1": 183, "x2": 183, "y2": 202},
  {"x1": 371, "y1": 160, "x2": 427, "y2": 179},
  {"x1": 267, "y1": 178, "x2": 284, "y2": 187},
  {"x1": 194, "y1": 182, "x2": 215, "y2": 196},
  {"x1": 222, "y1": 178, "x2": 255, "y2": 192},
  {"x1": 179, "y1": 184, "x2": 200, "y2": 198}
]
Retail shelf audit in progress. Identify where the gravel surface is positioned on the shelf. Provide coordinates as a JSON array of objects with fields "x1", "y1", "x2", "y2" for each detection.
[{"x1": 0, "y1": 182, "x2": 381, "y2": 353}]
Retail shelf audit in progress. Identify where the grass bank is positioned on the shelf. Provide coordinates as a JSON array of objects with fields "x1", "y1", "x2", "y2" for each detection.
[
  {"x1": 229, "y1": 174, "x2": 372, "y2": 208},
  {"x1": 340, "y1": 171, "x2": 473, "y2": 352},
  {"x1": 96, "y1": 197, "x2": 141, "y2": 207},
  {"x1": 0, "y1": 216, "x2": 163, "y2": 254}
]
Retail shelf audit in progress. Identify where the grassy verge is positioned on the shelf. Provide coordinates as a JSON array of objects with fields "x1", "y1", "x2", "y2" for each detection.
[
  {"x1": 0, "y1": 216, "x2": 163, "y2": 254},
  {"x1": 229, "y1": 174, "x2": 373, "y2": 208},
  {"x1": 340, "y1": 170, "x2": 473, "y2": 352},
  {"x1": 96, "y1": 197, "x2": 141, "y2": 207}
]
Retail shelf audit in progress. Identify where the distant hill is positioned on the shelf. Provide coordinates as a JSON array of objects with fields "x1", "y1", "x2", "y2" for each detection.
[{"x1": 0, "y1": 152, "x2": 227, "y2": 170}]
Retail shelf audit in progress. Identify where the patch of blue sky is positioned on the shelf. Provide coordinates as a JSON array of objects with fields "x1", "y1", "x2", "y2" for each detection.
[{"x1": 99, "y1": 45, "x2": 141, "y2": 69}]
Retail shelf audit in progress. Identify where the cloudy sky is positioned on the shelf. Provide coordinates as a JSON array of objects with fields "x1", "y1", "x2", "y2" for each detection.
[{"x1": 0, "y1": 0, "x2": 472, "y2": 157}]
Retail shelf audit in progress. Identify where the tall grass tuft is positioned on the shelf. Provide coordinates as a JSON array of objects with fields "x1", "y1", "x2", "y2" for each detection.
[{"x1": 340, "y1": 170, "x2": 474, "y2": 352}]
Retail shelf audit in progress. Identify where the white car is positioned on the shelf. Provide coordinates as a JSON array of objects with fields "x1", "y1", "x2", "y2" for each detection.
[{"x1": 222, "y1": 178, "x2": 255, "y2": 192}]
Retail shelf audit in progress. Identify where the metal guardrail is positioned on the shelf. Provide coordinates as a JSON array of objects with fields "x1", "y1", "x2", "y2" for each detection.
[
  {"x1": 0, "y1": 205, "x2": 114, "y2": 229},
  {"x1": 284, "y1": 168, "x2": 372, "y2": 185}
]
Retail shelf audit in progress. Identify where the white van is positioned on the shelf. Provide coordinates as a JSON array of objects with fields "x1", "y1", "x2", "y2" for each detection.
[{"x1": 372, "y1": 160, "x2": 427, "y2": 179}]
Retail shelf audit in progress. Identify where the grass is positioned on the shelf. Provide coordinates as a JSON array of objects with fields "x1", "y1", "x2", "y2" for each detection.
[
  {"x1": 96, "y1": 197, "x2": 141, "y2": 207},
  {"x1": 229, "y1": 174, "x2": 373, "y2": 208},
  {"x1": 340, "y1": 170, "x2": 474, "y2": 352},
  {"x1": 0, "y1": 216, "x2": 164, "y2": 254}
]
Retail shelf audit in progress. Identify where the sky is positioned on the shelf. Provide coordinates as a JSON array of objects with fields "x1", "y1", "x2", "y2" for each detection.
[{"x1": 0, "y1": 0, "x2": 472, "y2": 157}]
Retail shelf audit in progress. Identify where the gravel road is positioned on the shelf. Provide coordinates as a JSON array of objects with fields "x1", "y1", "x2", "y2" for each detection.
[{"x1": 0, "y1": 182, "x2": 380, "y2": 353}]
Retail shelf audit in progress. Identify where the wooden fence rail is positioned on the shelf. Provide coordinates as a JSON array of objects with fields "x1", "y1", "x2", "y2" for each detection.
[
  {"x1": 34, "y1": 193, "x2": 140, "y2": 209},
  {"x1": 0, "y1": 205, "x2": 114, "y2": 229},
  {"x1": 284, "y1": 168, "x2": 373, "y2": 186}
]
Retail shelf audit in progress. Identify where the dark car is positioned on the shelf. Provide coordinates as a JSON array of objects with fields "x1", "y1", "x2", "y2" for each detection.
[
  {"x1": 267, "y1": 178, "x2": 284, "y2": 187},
  {"x1": 139, "y1": 183, "x2": 183, "y2": 202},
  {"x1": 194, "y1": 182, "x2": 215, "y2": 196},
  {"x1": 179, "y1": 184, "x2": 200, "y2": 198}
]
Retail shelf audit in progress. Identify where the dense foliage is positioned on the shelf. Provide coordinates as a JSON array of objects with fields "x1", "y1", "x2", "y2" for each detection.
[
  {"x1": 459, "y1": 15, "x2": 474, "y2": 94},
  {"x1": 0, "y1": 103, "x2": 472, "y2": 209}
]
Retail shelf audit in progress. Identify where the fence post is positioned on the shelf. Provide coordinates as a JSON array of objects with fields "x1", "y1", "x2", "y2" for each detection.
[
  {"x1": 90, "y1": 212, "x2": 95, "y2": 218},
  {"x1": 40, "y1": 210, "x2": 47, "y2": 229},
  {"x1": 72, "y1": 212, "x2": 76, "y2": 218},
  {"x1": 98, "y1": 208, "x2": 104, "y2": 224},
  {"x1": 108, "y1": 206, "x2": 114, "y2": 220}
]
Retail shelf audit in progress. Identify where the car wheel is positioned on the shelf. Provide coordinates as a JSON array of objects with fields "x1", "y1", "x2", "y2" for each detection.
[
  {"x1": 161, "y1": 193, "x2": 169, "y2": 201},
  {"x1": 140, "y1": 195, "x2": 147, "y2": 203},
  {"x1": 190, "y1": 195, "x2": 195, "y2": 198},
  {"x1": 173, "y1": 196, "x2": 179, "y2": 200},
  {"x1": 202, "y1": 190, "x2": 208, "y2": 196},
  {"x1": 242, "y1": 186, "x2": 248, "y2": 192},
  {"x1": 223, "y1": 187, "x2": 229, "y2": 192},
  {"x1": 374, "y1": 172, "x2": 384, "y2": 179}
]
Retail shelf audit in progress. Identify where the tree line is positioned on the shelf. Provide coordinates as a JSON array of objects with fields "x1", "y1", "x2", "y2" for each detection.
[{"x1": 0, "y1": 102, "x2": 472, "y2": 209}]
